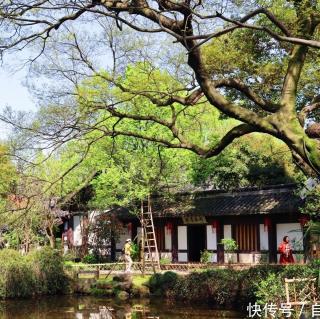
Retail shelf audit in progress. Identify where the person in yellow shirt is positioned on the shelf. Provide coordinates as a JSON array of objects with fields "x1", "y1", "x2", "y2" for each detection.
[{"x1": 124, "y1": 239, "x2": 133, "y2": 273}]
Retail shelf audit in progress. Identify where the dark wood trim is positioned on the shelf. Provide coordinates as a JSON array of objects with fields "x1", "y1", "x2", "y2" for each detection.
[
  {"x1": 268, "y1": 219, "x2": 277, "y2": 263},
  {"x1": 172, "y1": 222, "x2": 178, "y2": 262}
]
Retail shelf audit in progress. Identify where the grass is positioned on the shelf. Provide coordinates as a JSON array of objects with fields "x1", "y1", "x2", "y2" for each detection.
[{"x1": 132, "y1": 275, "x2": 151, "y2": 287}]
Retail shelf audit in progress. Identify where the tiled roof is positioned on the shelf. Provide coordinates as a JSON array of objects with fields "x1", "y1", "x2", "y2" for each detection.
[
  {"x1": 108, "y1": 184, "x2": 303, "y2": 219},
  {"x1": 151, "y1": 184, "x2": 303, "y2": 217}
]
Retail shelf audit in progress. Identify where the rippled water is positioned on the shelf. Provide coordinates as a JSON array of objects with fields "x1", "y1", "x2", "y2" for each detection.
[{"x1": 0, "y1": 295, "x2": 245, "y2": 319}]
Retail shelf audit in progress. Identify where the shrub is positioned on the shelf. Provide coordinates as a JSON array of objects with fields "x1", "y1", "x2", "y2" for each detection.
[
  {"x1": 28, "y1": 247, "x2": 67, "y2": 295},
  {"x1": 63, "y1": 249, "x2": 78, "y2": 262},
  {"x1": 82, "y1": 253, "x2": 99, "y2": 264},
  {"x1": 0, "y1": 249, "x2": 35, "y2": 298},
  {"x1": 160, "y1": 271, "x2": 178, "y2": 290},
  {"x1": 0, "y1": 247, "x2": 69, "y2": 299},
  {"x1": 148, "y1": 273, "x2": 163, "y2": 292},
  {"x1": 220, "y1": 238, "x2": 238, "y2": 251},
  {"x1": 148, "y1": 264, "x2": 318, "y2": 309},
  {"x1": 159, "y1": 257, "x2": 171, "y2": 265},
  {"x1": 200, "y1": 250, "x2": 212, "y2": 263},
  {"x1": 255, "y1": 273, "x2": 284, "y2": 306}
]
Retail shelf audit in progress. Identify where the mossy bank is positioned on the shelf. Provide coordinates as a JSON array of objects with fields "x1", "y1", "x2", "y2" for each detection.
[{"x1": 74, "y1": 264, "x2": 319, "y2": 311}]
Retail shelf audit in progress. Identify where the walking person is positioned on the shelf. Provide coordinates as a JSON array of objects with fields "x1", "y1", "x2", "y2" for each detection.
[
  {"x1": 124, "y1": 238, "x2": 133, "y2": 273},
  {"x1": 278, "y1": 235, "x2": 295, "y2": 264}
]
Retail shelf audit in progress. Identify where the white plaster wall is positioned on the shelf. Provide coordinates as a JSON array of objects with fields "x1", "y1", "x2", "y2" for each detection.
[
  {"x1": 223, "y1": 224, "x2": 232, "y2": 239},
  {"x1": 206, "y1": 225, "x2": 217, "y2": 250},
  {"x1": 259, "y1": 224, "x2": 269, "y2": 250},
  {"x1": 178, "y1": 226, "x2": 187, "y2": 250},
  {"x1": 276, "y1": 223, "x2": 303, "y2": 250},
  {"x1": 116, "y1": 226, "x2": 132, "y2": 250},
  {"x1": 178, "y1": 252, "x2": 188, "y2": 262},
  {"x1": 73, "y1": 215, "x2": 82, "y2": 246},
  {"x1": 239, "y1": 253, "x2": 253, "y2": 263},
  {"x1": 209, "y1": 253, "x2": 217, "y2": 263},
  {"x1": 254, "y1": 253, "x2": 269, "y2": 263},
  {"x1": 165, "y1": 227, "x2": 172, "y2": 250},
  {"x1": 224, "y1": 253, "x2": 237, "y2": 263}
]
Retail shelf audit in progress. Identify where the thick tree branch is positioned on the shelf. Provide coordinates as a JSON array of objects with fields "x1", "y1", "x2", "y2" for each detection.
[
  {"x1": 204, "y1": 124, "x2": 256, "y2": 158},
  {"x1": 213, "y1": 78, "x2": 280, "y2": 113}
]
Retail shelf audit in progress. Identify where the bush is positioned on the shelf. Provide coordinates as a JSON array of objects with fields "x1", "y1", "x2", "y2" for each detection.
[
  {"x1": 82, "y1": 253, "x2": 99, "y2": 264},
  {"x1": 28, "y1": 247, "x2": 67, "y2": 295},
  {"x1": 255, "y1": 273, "x2": 284, "y2": 306},
  {"x1": 0, "y1": 247, "x2": 69, "y2": 299},
  {"x1": 0, "y1": 249, "x2": 35, "y2": 298},
  {"x1": 159, "y1": 257, "x2": 171, "y2": 265},
  {"x1": 200, "y1": 250, "x2": 212, "y2": 263},
  {"x1": 63, "y1": 249, "x2": 78, "y2": 262},
  {"x1": 148, "y1": 264, "x2": 318, "y2": 308},
  {"x1": 160, "y1": 271, "x2": 178, "y2": 290}
]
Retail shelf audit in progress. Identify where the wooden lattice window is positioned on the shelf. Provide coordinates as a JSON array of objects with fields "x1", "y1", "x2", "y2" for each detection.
[{"x1": 235, "y1": 224, "x2": 259, "y2": 251}]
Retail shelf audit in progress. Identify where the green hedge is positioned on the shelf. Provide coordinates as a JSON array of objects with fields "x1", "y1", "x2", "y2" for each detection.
[
  {"x1": 149, "y1": 265, "x2": 319, "y2": 308},
  {"x1": 0, "y1": 247, "x2": 69, "y2": 299}
]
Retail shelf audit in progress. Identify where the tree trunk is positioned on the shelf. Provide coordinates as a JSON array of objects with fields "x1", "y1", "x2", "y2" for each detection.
[{"x1": 46, "y1": 227, "x2": 56, "y2": 248}]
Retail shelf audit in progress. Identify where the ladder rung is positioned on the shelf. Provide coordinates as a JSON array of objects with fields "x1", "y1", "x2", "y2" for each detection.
[{"x1": 146, "y1": 232, "x2": 154, "y2": 234}]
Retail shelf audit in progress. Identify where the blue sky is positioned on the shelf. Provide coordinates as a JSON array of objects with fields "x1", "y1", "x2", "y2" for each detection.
[{"x1": 0, "y1": 68, "x2": 36, "y2": 138}]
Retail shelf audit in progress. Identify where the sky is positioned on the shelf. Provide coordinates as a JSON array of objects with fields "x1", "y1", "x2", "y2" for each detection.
[{"x1": 0, "y1": 67, "x2": 36, "y2": 139}]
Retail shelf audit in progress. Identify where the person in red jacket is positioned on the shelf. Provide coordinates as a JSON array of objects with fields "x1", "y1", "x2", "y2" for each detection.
[{"x1": 278, "y1": 236, "x2": 295, "y2": 264}]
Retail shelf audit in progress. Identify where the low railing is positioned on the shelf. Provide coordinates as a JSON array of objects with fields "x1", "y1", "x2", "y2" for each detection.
[{"x1": 68, "y1": 261, "x2": 266, "y2": 278}]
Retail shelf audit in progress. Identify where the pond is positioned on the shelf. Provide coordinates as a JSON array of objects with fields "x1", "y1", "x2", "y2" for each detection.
[{"x1": 0, "y1": 295, "x2": 245, "y2": 319}]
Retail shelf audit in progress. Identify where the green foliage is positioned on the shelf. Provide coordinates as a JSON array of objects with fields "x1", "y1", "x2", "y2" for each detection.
[
  {"x1": 82, "y1": 253, "x2": 99, "y2": 264},
  {"x1": 148, "y1": 265, "x2": 317, "y2": 308},
  {"x1": 159, "y1": 257, "x2": 171, "y2": 265},
  {"x1": 130, "y1": 242, "x2": 139, "y2": 261},
  {"x1": 26, "y1": 246, "x2": 68, "y2": 295},
  {"x1": 200, "y1": 250, "x2": 213, "y2": 263},
  {"x1": 301, "y1": 186, "x2": 320, "y2": 218},
  {"x1": 191, "y1": 134, "x2": 300, "y2": 189},
  {"x1": 0, "y1": 249, "x2": 34, "y2": 298},
  {"x1": 220, "y1": 238, "x2": 238, "y2": 251},
  {"x1": 166, "y1": 269, "x2": 240, "y2": 306},
  {"x1": 255, "y1": 273, "x2": 284, "y2": 306},
  {"x1": 0, "y1": 247, "x2": 68, "y2": 299}
]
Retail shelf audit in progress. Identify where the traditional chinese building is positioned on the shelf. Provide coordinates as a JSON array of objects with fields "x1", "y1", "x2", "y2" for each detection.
[{"x1": 64, "y1": 183, "x2": 309, "y2": 264}]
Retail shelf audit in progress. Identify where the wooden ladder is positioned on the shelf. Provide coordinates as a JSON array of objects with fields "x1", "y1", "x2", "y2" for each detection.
[{"x1": 141, "y1": 197, "x2": 160, "y2": 273}]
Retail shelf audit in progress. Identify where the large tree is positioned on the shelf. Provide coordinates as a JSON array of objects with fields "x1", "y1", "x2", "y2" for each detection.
[{"x1": 1, "y1": 0, "x2": 320, "y2": 178}]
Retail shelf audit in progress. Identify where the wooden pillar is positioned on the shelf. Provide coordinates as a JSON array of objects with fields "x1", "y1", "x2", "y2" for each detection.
[
  {"x1": 110, "y1": 233, "x2": 116, "y2": 262},
  {"x1": 268, "y1": 219, "x2": 277, "y2": 263},
  {"x1": 172, "y1": 221, "x2": 178, "y2": 262},
  {"x1": 217, "y1": 221, "x2": 224, "y2": 264}
]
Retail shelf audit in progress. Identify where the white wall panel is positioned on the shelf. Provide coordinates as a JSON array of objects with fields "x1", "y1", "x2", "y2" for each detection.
[
  {"x1": 206, "y1": 225, "x2": 217, "y2": 250},
  {"x1": 178, "y1": 226, "x2": 187, "y2": 250},
  {"x1": 259, "y1": 224, "x2": 269, "y2": 250},
  {"x1": 223, "y1": 224, "x2": 232, "y2": 239},
  {"x1": 165, "y1": 227, "x2": 172, "y2": 250},
  {"x1": 209, "y1": 253, "x2": 217, "y2": 263},
  {"x1": 178, "y1": 252, "x2": 188, "y2": 262},
  {"x1": 276, "y1": 223, "x2": 303, "y2": 250},
  {"x1": 73, "y1": 215, "x2": 82, "y2": 246}
]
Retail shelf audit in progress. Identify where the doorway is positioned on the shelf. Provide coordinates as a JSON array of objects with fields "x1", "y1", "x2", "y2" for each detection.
[{"x1": 188, "y1": 225, "x2": 206, "y2": 262}]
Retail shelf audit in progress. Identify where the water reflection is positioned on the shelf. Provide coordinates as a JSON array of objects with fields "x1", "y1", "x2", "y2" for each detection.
[{"x1": 0, "y1": 295, "x2": 245, "y2": 319}]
